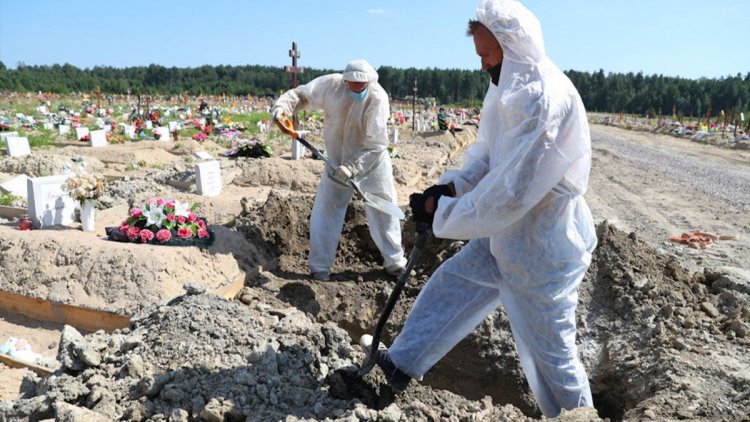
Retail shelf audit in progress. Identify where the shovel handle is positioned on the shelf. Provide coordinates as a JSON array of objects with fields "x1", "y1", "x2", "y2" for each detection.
[{"x1": 356, "y1": 223, "x2": 432, "y2": 377}]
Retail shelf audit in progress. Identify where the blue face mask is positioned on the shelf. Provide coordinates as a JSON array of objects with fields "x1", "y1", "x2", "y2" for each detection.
[{"x1": 349, "y1": 88, "x2": 368, "y2": 102}]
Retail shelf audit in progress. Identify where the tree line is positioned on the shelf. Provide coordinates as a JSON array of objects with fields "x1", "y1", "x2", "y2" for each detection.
[{"x1": 1, "y1": 61, "x2": 748, "y2": 118}]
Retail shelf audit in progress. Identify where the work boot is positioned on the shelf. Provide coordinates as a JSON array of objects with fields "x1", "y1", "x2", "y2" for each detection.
[
  {"x1": 359, "y1": 334, "x2": 411, "y2": 391},
  {"x1": 311, "y1": 271, "x2": 330, "y2": 281},
  {"x1": 384, "y1": 264, "x2": 406, "y2": 277}
]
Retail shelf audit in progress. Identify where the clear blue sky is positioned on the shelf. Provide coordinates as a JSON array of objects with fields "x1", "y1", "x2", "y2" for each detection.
[{"x1": 0, "y1": 0, "x2": 747, "y2": 80}]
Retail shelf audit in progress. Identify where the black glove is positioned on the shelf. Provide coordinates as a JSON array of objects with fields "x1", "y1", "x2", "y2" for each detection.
[
  {"x1": 423, "y1": 184, "x2": 453, "y2": 201},
  {"x1": 409, "y1": 193, "x2": 433, "y2": 223}
]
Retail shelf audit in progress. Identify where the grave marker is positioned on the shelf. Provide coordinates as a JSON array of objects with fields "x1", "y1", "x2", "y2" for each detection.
[
  {"x1": 1, "y1": 132, "x2": 19, "y2": 142},
  {"x1": 59, "y1": 125, "x2": 71, "y2": 135},
  {"x1": 0, "y1": 174, "x2": 30, "y2": 199},
  {"x1": 75, "y1": 127, "x2": 89, "y2": 141},
  {"x1": 5, "y1": 136, "x2": 31, "y2": 157},
  {"x1": 90, "y1": 130, "x2": 107, "y2": 147},
  {"x1": 195, "y1": 160, "x2": 222, "y2": 197},
  {"x1": 27, "y1": 175, "x2": 76, "y2": 229},
  {"x1": 154, "y1": 127, "x2": 171, "y2": 141}
]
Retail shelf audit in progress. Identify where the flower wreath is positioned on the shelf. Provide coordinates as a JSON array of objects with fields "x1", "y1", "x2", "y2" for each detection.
[{"x1": 105, "y1": 198, "x2": 215, "y2": 248}]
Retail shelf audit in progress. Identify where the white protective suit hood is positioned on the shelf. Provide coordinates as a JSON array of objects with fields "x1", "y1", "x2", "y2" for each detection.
[
  {"x1": 343, "y1": 60, "x2": 379, "y2": 83},
  {"x1": 476, "y1": 0, "x2": 545, "y2": 65}
]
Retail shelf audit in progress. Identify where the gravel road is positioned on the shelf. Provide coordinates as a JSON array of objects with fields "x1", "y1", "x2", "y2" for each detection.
[{"x1": 585, "y1": 124, "x2": 750, "y2": 276}]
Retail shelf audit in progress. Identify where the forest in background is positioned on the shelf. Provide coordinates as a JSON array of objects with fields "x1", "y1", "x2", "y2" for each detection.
[{"x1": 1, "y1": 61, "x2": 749, "y2": 119}]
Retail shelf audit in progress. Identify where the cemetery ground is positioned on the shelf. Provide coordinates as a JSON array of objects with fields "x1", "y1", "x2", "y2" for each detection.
[{"x1": 0, "y1": 97, "x2": 749, "y2": 421}]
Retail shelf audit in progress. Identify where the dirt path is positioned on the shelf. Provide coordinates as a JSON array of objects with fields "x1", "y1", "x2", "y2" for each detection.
[{"x1": 585, "y1": 124, "x2": 750, "y2": 277}]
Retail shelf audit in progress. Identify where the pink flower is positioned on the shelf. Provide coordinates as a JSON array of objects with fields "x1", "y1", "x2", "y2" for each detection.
[
  {"x1": 130, "y1": 208, "x2": 142, "y2": 218},
  {"x1": 119, "y1": 221, "x2": 130, "y2": 233},
  {"x1": 166, "y1": 214, "x2": 175, "y2": 222},
  {"x1": 177, "y1": 216, "x2": 187, "y2": 224},
  {"x1": 195, "y1": 219, "x2": 206, "y2": 229},
  {"x1": 187, "y1": 213, "x2": 197, "y2": 223},
  {"x1": 139, "y1": 229, "x2": 154, "y2": 243},
  {"x1": 156, "y1": 198, "x2": 165, "y2": 206},
  {"x1": 197, "y1": 227, "x2": 209, "y2": 239},
  {"x1": 177, "y1": 227, "x2": 192, "y2": 239},
  {"x1": 165, "y1": 200, "x2": 175, "y2": 209},
  {"x1": 126, "y1": 226, "x2": 141, "y2": 240},
  {"x1": 156, "y1": 229, "x2": 172, "y2": 243}
]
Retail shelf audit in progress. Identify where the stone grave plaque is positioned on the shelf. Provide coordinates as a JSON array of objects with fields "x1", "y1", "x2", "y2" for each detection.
[
  {"x1": 0, "y1": 174, "x2": 30, "y2": 199},
  {"x1": 124, "y1": 125, "x2": 136, "y2": 139},
  {"x1": 0, "y1": 131, "x2": 19, "y2": 142},
  {"x1": 75, "y1": 127, "x2": 89, "y2": 141},
  {"x1": 5, "y1": 136, "x2": 31, "y2": 157},
  {"x1": 195, "y1": 161, "x2": 222, "y2": 197},
  {"x1": 90, "y1": 130, "x2": 107, "y2": 147},
  {"x1": 154, "y1": 127, "x2": 171, "y2": 141},
  {"x1": 27, "y1": 175, "x2": 76, "y2": 229},
  {"x1": 59, "y1": 125, "x2": 71, "y2": 135}
]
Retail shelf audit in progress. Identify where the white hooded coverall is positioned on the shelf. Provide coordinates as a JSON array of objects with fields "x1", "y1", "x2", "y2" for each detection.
[
  {"x1": 271, "y1": 60, "x2": 407, "y2": 274},
  {"x1": 388, "y1": 0, "x2": 597, "y2": 417}
]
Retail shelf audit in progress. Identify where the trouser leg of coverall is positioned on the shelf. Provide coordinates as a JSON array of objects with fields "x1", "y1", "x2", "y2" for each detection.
[
  {"x1": 364, "y1": 205, "x2": 407, "y2": 270},
  {"x1": 388, "y1": 238, "x2": 592, "y2": 418},
  {"x1": 389, "y1": 239, "x2": 504, "y2": 378},
  {"x1": 499, "y1": 274, "x2": 592, "y2": 417},
  {"x1": 308, "y1": 176, "x2": 353, "y2": 273}
]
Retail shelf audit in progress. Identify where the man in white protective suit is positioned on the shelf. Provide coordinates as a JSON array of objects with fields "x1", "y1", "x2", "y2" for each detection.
[
  {"x1": 272, "y1": 60, "x2": 408, "y2": 282},
  {"x1": 360, "y1": 0, "x2": 597, "y2": 417}
]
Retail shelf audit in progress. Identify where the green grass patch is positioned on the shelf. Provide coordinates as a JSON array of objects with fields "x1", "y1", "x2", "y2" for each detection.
[{"x1": 0, "y1": 192, "x2": 19, "y2": 206}]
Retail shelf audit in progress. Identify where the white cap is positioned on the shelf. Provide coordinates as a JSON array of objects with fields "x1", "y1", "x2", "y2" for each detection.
[{"x1": 343, "y1": 60, "x2": 378, "y2": 83}]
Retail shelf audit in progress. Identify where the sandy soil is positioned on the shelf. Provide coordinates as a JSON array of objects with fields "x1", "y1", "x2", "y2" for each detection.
[{"x1": 0, "y1": 118, "x2": 748, "y2": 420}]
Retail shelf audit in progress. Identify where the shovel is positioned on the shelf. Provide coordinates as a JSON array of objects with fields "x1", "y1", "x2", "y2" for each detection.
[
  {"x1": 277, "y1": 116, "x2": 405, "y2": 220},
  {"x1": 354, "y1": 222, "x2": 432, "y2": 378}
]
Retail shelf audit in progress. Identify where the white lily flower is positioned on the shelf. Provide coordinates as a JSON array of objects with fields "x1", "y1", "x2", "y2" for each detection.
[
  {"x1": 145, "y1": 204, "x2": 166, "y2": 228},
  {"x1": 172, "y1": 200, "x2": 191, "y2": 217}
]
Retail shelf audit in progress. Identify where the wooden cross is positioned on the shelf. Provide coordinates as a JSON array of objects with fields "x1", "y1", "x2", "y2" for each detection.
[
  {"x1": 95, "y1": 86, "x2": 102, "y2": 108},
  {"x1": 284, "y1": 42, "x2": 304, "y2": 129}
]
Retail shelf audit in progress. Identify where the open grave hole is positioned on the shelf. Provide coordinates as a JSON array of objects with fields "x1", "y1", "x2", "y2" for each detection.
[{"x1": 233, "y1": 192, "x2": 750, "y2": 420}]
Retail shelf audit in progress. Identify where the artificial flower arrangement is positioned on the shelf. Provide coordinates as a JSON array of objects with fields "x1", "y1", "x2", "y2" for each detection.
[
  {"x1": 105, "y1": 198, "x2": 214, "y2": 248},
  {"x1": 63, "y1": 173, "x2": 107, "y2": 203}
]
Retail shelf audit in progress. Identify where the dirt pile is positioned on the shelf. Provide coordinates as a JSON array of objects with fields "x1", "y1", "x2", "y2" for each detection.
[{"x1": 0, "y1": 292, "x2": 567, "y2": 421}]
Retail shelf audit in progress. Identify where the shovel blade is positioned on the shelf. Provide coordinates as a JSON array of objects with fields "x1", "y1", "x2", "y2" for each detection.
[{"x1": 360, "y1": 190, "x2": 405, "y2": 220}]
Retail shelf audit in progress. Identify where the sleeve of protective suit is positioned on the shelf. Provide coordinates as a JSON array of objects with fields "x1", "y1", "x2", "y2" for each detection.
[
  {"x1": 345, "y1": 87, "x2": 390, "y2": 176},
  {"x1": 271, "y1": 75, "x2": 336, "y2": 117},
  {"x1": 438, "y1": 136, "x2": 491, "y2": 196},
  {"x1": 432, "y1": 102, "x2": 588, "y2": 240}
]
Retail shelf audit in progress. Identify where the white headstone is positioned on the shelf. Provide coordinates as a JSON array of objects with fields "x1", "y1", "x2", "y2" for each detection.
[
  {"x1": 43, "y1": 122, "x2": 54, "y2": 130},
  {"x1": 59, "y1": 125, "x2": 71, "y2": 135},
  {"x1": 392, "y1": 128, "x2": 399, "y2": 144},
  {"x1": 0, "y1": 174, "x2": 30, "y2": 198},
  {"x1": 154, "y1": 127, "x2": 170, "y2": 141},
  {"x1": 1, "y1": 131, "x2": 19, "y2": 142},
  {"x1": 195, "y1": 161, "x2": 222, "y2": 197},
  {"x1": 27, "y1": 174, "x2": 76, "y2": 229},
  {"x1": 145, "y1": 121, "x2": 153, "y2": 129},
  {"x1": 124, "y1": 125, "x2": 136, "y2": 139},
  {"x1": 5, "y1": 136, "x2": 31, "y2": 157},
  {"x1": 193, "y1": 151, "x2": 214, "y2": 161},
  {"x1": 168, "y1": 121, "x2": 180, "y2": 132},
  {"x1": 75, "y1": 127, "x2": 89, "y2": 141},
  {"x1": 90, "y1": 130, "x2": 107, "y2": 147},
  {"x1": 291, "y1": 139, "x2": 305, "y2": 160}
]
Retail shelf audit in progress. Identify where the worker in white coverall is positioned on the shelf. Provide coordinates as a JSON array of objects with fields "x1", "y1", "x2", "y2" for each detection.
[
  {"x1": 362, "y1": 0, "x2": 597, "y2": 417},
  {"x1": 272, "y1": 60, "x2": 408, "y2": 281}
]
